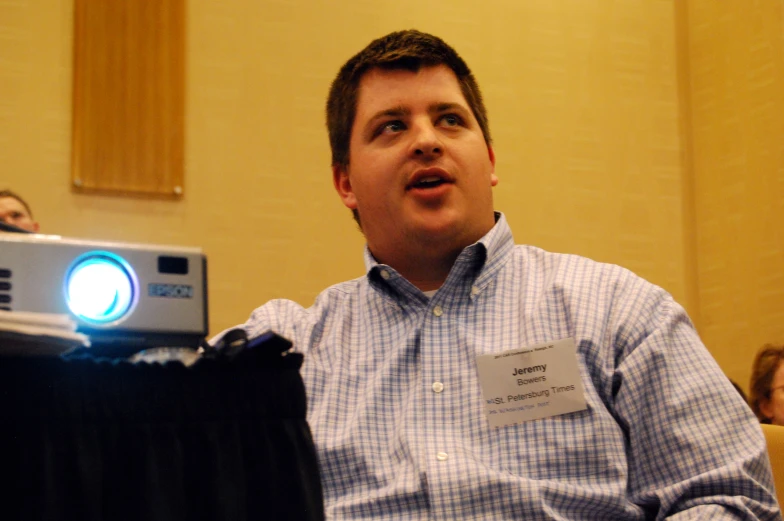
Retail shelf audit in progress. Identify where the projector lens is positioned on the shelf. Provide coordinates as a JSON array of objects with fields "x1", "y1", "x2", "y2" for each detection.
[{"x1": 65, "y1": 252, "x2": 138, "y2": 325}]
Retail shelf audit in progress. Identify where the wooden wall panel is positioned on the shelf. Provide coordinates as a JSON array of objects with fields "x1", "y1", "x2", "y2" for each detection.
[{"x1": 71, "y1": 0, "x2": 185, "y2": 196}]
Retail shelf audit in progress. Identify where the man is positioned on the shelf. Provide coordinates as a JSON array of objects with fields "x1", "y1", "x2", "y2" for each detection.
[
  {"x1": 233, "y1": 31, "x2": 781, "y2": 518},
  {"x1": 0, "y1": 190, "x2": 39, "y2": 232}
]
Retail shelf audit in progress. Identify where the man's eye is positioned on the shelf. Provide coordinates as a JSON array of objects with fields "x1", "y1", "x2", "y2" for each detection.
[
  {"x1": 379, "y1": 120, "x2": 405, "y2": 134},
  {"x1": 440, "y1": 114, "x2": 463, "y2": 127}
]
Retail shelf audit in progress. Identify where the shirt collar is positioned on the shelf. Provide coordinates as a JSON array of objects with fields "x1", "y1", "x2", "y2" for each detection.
[{"x1": 363, "y1": 212, "x2": 515, "y2": 296}]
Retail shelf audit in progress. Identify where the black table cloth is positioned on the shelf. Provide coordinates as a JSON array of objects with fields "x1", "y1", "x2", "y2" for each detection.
[{"x1": 0, "y1": 343, "x2": 324, "y2": 521}]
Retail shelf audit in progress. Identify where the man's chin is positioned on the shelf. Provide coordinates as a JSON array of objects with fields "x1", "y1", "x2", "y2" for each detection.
[{"x1": 409, "y1": 217, "x2": 472, "y2": 248}]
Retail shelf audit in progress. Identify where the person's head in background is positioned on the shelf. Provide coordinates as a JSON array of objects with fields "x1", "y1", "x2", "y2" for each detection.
[
  {"x1": 0, "y1": 190, "x2": 39, "y2": 233},
  {"x1": 749, "y1": 343, "x2": 784, "y2": 425}
]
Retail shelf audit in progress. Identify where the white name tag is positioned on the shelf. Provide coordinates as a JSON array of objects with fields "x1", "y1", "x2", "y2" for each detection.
[{"x1": 475, "y1": 338, "x2": 587, "y2": 428}]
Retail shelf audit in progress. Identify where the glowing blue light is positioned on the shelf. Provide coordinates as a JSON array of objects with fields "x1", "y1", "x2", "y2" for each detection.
[{"x1": 65, "y1": 252, "x2": 138, "y2": 325}]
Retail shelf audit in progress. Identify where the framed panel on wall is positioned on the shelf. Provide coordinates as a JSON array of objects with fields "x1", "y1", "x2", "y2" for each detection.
[{"x1": 71, "y1": 0, "x2": 185, "y2": 197}]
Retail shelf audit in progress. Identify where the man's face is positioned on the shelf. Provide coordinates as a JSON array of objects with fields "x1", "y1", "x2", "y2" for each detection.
[
  {"x1": 0, "y1": 196, "x2": 38, "y2": 232},
  {"x1": 761, "y1": 362, "x2": 784, "y2": 426},
  {"x1": 333, "y1": 65, "x2": 497, "y2": 264}
]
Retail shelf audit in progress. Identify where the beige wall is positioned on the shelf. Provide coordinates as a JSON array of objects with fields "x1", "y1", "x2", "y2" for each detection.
[
  {"x1": 683, "y1": 0, "x2": 784, "y2": 391},
  {"x1": 1, "y1": 1, "x2": 780, "y2": 387}
]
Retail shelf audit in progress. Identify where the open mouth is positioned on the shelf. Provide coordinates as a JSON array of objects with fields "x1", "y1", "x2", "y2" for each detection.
[
  {"x1": 410, "y1": 176, "x2": 448, "y2": 189},
  {"x1": 407, "y1": 169, "x2": 454, "y2": 191}
]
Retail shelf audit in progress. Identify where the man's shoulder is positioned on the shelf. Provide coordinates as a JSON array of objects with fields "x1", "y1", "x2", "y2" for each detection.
[
  {"x1": 512, "y1": 244, "x2": 642, "y2": 281},
  {"x1": 509, "y1": 244, "x2": 669, "y2": 307},
  {"x1": 251, "y1": 275, "x2": 366, "y2": 319},
  {"x1": 314, "y1": 275, "x2": 368, "y2": 304}
]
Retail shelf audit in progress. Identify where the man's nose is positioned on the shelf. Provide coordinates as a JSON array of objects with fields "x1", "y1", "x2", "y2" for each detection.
[{"x1": 410, "y1": 121, "x2": 443, "y2": 158}]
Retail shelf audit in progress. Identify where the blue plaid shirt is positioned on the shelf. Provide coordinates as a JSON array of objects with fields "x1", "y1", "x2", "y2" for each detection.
[{"x1": 239, "y1": 213, "x2": 780, "y2": 520}]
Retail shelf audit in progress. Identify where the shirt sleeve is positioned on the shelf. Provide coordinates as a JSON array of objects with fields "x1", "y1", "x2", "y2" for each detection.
[
  {"x1": 611, "y1": 288, "x2": 781, "y2": 520},
  {"x1": 209, "y1": 298, "x2": 309, "y2": 349}
]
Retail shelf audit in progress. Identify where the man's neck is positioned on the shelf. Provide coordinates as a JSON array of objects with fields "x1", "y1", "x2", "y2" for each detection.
[
  {"x1": 372, "y1": 245, "x2": 462, "y2": 292},
  {"x1": 365, "y1": 213, "x2": 498, "y2": 291}
]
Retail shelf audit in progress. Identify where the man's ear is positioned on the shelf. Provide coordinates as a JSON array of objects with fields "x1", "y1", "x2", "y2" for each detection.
[
  {"x1": 332, "y1": 164, "x2": 358, "y2": 210},
  {"x1": 31, "y1": 221, "x2": 40, "y2": 233},
  {"x1": 488, "y1": 144, "x2": 498, "y2": 187}
]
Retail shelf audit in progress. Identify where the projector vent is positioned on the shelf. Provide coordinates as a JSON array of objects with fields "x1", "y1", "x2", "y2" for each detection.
[{"x1": 0, "y1": 268, "x2": 11, "y2": 311}]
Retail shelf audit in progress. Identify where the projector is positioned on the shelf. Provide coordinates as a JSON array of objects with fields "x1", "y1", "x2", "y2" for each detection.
[{"x1": 0, "y1": 232, "x2": 207, "y2": 354}]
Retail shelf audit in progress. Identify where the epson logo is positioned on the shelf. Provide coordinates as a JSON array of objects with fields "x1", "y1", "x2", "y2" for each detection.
[{"x1": 148, "y1": 283, "x2": 194, "y2": 299}]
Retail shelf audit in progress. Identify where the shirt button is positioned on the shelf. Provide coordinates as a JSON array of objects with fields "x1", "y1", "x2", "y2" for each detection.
[
  {"x1": 471, "y1": 286, "x2": 480, "y2": 297},
  {"x1": 436, "y1": 452, "x2": 448, "y2": 461},
  {"x1": 432, "y1": 381, "x2": 444, "y2": 393},
  {"x1": 433, "y1": 305, "x2": 443, "y2": 317},
  {"x1": 380, "y1": 269, "x2": 390, "y2": 280}
]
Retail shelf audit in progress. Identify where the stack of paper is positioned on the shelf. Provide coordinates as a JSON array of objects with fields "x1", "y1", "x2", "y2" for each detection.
[{"x1": 0, "y1": 310, "x2": 90, "y2": 356}]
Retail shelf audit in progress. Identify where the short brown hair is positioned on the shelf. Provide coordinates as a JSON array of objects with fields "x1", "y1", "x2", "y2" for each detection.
[
  {"x1": 0, "y1": 189, "x2": 33, "y2": 218},
  {"x1": 749, "y1": 343, "x2": 784, "y2": 422},
  {"x1": 326, "y1": 29, "x2": 491, "y2": 170}
]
